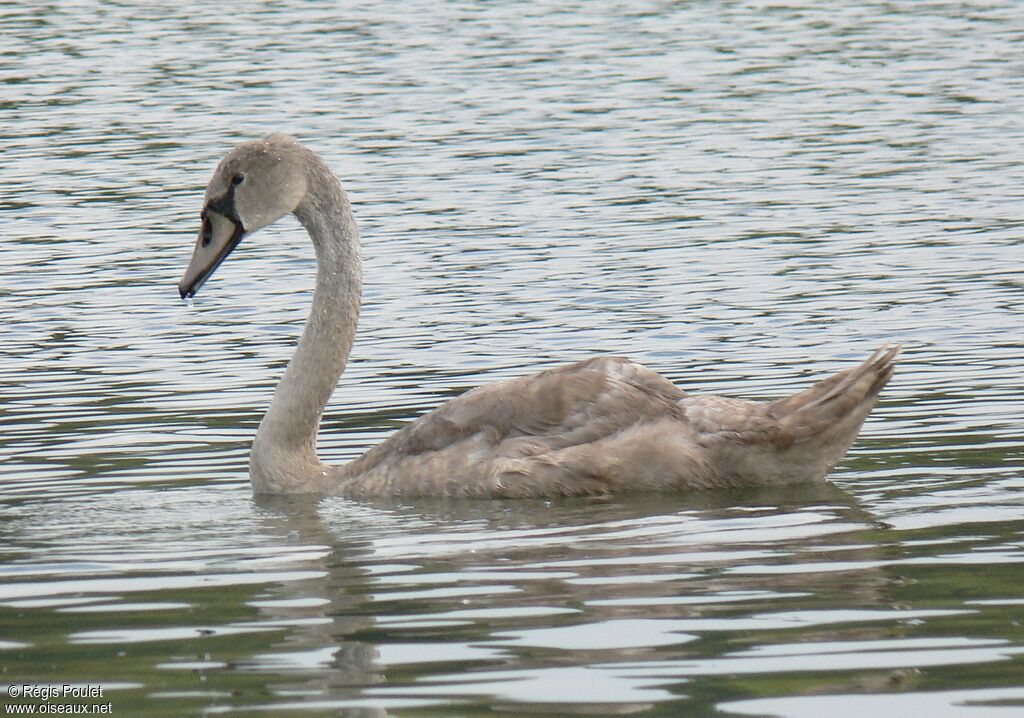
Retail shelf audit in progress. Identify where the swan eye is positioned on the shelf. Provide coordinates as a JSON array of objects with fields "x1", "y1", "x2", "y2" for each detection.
[{"x1": 231, "y1": 173, "x2": 245, "y2": 186}]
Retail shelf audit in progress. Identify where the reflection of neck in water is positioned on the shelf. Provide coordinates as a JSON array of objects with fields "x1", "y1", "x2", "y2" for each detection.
[{"x1": 251, "y1": 495, "x2": 386, "y2": 710}]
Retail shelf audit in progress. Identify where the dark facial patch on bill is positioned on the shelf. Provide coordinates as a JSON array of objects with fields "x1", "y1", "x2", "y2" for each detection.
[{"x1": 206, "y1": 180, "x2": 242, "y2": 226}]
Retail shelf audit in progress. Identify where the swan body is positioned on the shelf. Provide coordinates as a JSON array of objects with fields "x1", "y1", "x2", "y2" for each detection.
[{"x1": 179, "y1": 134, "x2": 898, "y2": 497}]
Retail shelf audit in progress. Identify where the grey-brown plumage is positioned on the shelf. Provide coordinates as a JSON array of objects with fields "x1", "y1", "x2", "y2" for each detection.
[{"x1": 179, "y1": 134, "x2": 899, "y2": 497}]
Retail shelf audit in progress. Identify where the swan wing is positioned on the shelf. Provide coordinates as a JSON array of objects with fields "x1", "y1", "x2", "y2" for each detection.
[
  {"x1": 336, "y1": 348, "x2": 897, "y2": 497},
  {"x1": 348, "y1": 356, "x2": 685, "y2": 465}
]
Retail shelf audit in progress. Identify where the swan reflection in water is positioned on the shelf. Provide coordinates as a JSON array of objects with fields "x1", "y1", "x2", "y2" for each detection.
[{"x1": 248, "y1": 485, "x2": 901, "y2": 715}]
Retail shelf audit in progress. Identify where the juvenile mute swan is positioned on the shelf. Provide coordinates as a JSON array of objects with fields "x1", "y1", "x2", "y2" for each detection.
[{"x1": 179, "y1": 134, "x2": 898, "y2": 497}]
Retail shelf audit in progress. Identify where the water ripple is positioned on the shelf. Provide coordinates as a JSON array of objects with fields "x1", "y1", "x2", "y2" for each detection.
[{"x1": 1, "y1": 1, "x2": 1022, "y2": 716}]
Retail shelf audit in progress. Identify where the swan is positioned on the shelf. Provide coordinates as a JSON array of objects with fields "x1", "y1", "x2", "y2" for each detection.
[{"x1": 178, "y1": 134, "x2": 898, "y2": 497}]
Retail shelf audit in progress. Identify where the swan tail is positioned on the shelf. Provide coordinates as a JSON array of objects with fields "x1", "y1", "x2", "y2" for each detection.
[
  {"x1": 760, "y1": 344, "x2": 899, "y2": 481},
  {"x1": 772, "y1": 344, "x2": 899, "y2": 437}
]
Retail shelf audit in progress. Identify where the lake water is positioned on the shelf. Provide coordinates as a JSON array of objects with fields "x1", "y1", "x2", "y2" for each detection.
[{"x1": 2, "y1": 1, "x2": 1023, "y2": 716}]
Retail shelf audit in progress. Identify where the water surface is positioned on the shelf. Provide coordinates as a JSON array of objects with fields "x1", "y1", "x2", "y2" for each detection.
[{"x1": 1, "y1": 2, "x2": 1023, "y2": 716}]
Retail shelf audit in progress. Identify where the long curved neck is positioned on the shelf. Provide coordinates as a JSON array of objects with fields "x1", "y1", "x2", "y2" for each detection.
[{"x1": 250, "y1": 162, "x2": 362, "y2": 494}]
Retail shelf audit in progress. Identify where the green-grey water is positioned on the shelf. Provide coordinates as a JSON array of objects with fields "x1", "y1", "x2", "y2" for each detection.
[{"x1": 1, "y1": 2, "x2": 1023, "y2": 716}]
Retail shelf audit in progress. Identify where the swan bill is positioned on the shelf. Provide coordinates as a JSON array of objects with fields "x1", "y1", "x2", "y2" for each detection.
[{"x1": 178, "y1": 210, "x2": 246, "y2": 299}]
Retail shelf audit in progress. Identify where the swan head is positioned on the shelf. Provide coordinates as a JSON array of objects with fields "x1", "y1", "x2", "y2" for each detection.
[{"x1": 178, "y1": 134, "x2": 309, "y2": 299}]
